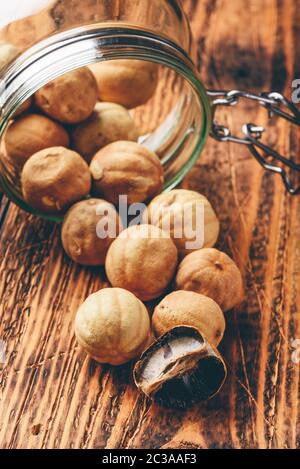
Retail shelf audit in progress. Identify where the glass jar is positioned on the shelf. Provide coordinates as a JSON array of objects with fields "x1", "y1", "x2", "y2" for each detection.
[{"x1": 0, "y1": 0, "x2": 299, "y2": 221}]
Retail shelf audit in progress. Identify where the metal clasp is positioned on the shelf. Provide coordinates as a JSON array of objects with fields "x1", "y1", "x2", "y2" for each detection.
[{"x1": 207, "y1": 89, "x2": 300, "y2": 195}]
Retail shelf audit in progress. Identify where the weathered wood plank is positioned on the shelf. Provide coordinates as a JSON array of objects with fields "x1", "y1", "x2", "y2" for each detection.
[{"x1": 0, "y1": 0, "x2": 300, "y2": 449}]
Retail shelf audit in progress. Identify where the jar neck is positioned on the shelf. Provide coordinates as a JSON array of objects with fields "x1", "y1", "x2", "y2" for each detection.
[{"x1": 0, "y1": 25, "x2": 210, "y2": 133}]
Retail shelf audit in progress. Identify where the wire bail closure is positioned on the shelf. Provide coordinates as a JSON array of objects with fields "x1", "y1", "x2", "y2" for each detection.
[{"x1": 207, "y1": 89, "x2": 300, "y2": 195}]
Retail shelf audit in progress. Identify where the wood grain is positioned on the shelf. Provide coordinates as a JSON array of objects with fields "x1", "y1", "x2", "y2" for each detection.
[{"x1": 1, "y1": 0, "x2": 300, "y2": 449}]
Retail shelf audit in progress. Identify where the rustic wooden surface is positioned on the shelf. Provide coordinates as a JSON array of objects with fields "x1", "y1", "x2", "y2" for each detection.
[{"x1": 1, "y1": 0, "x2": 300, "y2": 449}]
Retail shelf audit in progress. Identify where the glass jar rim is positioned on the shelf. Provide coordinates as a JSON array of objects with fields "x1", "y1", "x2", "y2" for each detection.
[{"x1": 0, "y1": 25, "x2": 212, "y2": 221}]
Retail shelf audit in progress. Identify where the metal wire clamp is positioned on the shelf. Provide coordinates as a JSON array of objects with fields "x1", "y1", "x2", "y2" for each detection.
[{"x1": 207, "y1": 89, "x2": 300, "y2": 195}]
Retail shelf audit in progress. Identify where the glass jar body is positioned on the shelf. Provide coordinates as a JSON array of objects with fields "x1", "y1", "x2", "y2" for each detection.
[{"x1": 0, "y1": 0, "x2": 211, "y2": 220}]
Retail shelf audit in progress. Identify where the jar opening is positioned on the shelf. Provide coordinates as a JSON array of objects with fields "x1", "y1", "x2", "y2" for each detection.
[{"x1": 0, "y1": 26, "x2": 211, "y2": 221}]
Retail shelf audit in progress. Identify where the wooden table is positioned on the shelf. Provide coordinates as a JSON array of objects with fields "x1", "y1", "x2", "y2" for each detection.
[{"x1": 0, "y1": 0, "x2": 300, "y2": 449}]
